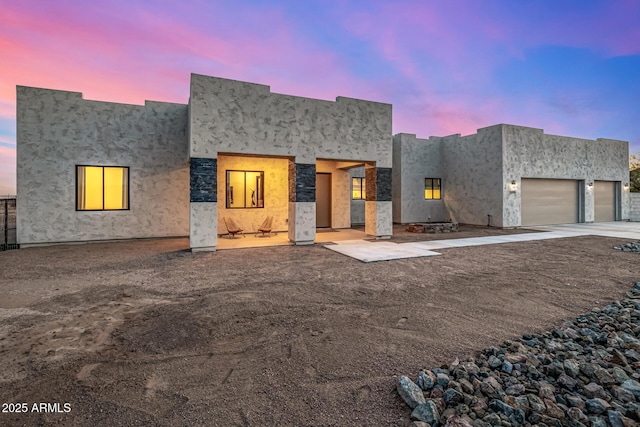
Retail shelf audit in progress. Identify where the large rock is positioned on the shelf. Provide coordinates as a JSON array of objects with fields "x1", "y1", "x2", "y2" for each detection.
[
  {"x1": 418, "y1": 370, "x2": 437, "y2": 391},
  {"x1": 436, "y1": 372, "x2": 450, "y2": 388},
  {"x1": 444, "y1": 389, "x2": 464, "y2": 405},
  {"x1": 458, "y1": 378, "x2": 474, "y2": 395},
  {"x1": 398, "y1": 376, "x2": 426, "y2": 409},
  {"x1": 489, "y1": 399, "x2": 525, "y2": 425},
  {"x1": 527, "y1": 394, "x2": 545, "y2": 412},
  {"x1": 585, "y1": 398, "x2": 611, "y2": 415},
  {"x1": 505, "y1": 384, "x2": 525, "y2": 396},
  {"x1": 537, "y1": 381, "x2": 556, "y2": 401},
  {"x1": 622, "y1": 379, "x2": 640, "y2": 399},
  {"x1": 612, "y1": 385, "x2": 636, "y2": 403},
  {"x1": 444, "y1": 415, "x2": 473, "y2": 427},
  {"x1": 607, "y1": 410, "x2": 625, "y2": 427},
  {"x1": 557, "y1": 373, "x2": 578, "y2": 390},
  {"x1": 566, "y1": 407, "x2": 589, "y2": 422},
  {"x1": 594, "y1": 368, "x2": 616, "y2": 386},
  {"x1": 582, "y1": 382, "x2": 606, "y2": 399},
  {"x1": 543, "y1": 398, "x2": 565, "y2": 419},
  {"x1": 563, "y1": 359, "x2": 580, "y2": 378},
  {"x1": 396, "y1": 283, "x2": 640, "y2": 427},
  {"x1": 411, "y1": 400, "x2": 439, "y2": 425}
]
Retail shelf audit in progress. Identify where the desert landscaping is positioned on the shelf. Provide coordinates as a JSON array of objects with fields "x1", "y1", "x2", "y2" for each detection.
[{"x1": 0, "y1": 227, "x2": 639, "y2": 426}]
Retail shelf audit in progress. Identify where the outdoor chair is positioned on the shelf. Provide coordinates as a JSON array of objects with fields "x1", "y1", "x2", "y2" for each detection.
[
  {"x1": 257, "y1": 216, "x2": 276, "y2": 237},
  {"x1": 223, "y1": 217, "x2": 245, "y2": 238}
]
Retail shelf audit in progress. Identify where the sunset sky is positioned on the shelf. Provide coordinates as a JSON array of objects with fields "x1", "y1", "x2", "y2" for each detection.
[{"x1": 1, "y1": 0, "x2": 639, "y2": 195}]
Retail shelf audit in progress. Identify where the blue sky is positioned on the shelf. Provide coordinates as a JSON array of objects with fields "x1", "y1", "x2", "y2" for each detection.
[{"x1": 1, "y1": 0, "x2": 639, "y2": 194}]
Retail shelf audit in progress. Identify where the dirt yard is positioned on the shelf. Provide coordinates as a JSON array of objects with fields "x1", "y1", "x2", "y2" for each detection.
[{"x1": 0, "y1": 229, "x2": 638, "y2": 426}]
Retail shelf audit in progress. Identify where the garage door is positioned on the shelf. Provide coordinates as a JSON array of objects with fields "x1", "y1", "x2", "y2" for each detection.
[
  {"x1": 521, "y1": 179, "x2": 578, "y2": 226},
  {"x1": 594, "y1": 181, "x2": 615, "y2": 222}
]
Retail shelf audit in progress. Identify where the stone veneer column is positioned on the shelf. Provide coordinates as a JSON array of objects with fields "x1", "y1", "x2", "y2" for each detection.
[
  {"x1": 288, "y1": 161, "x2": 316, "y2": 245},
  {"x1": 365, "y1": 165, "x2": 393, "y2": 238},
  {"x1": 190, "y1": 158, "x2": 218, "y2": 251}
]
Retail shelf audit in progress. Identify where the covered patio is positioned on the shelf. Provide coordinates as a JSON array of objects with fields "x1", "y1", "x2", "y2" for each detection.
[{"x1": 215, "y1": 227, "x2": 370, "y2": 250}]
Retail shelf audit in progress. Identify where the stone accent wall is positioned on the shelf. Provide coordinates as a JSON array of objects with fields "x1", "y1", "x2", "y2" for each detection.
[
  {"x1": 190, "y1": 158, "x2": 217, "y2": 202},
  {"x1": 631, "y1": 193, "x2": 640, "y2": 222},
  {"x1": 293, "y1": 163, "x2": 316, "y2": 203},
  {"x1": 376, "y1": 167, "x2": 392, "y2": 202}
]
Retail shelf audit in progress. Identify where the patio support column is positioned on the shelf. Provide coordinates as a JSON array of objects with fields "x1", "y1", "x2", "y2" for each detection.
[
  {"x1": 365, "y1": 164, "x2": 393, "y2": 239},
  {"x1": 190, "y1": 157, "x2": 218, "y2": 251},
  {"x1": 288, "y1": 160, "x2": 316, "y2": 245}
]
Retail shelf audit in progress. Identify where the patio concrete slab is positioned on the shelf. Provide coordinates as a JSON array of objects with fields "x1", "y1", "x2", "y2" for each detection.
[
  {"x1": 326, "y1": 240, "x2": 441, "y2": 262},
  {"x1": 217, "y1": 228, "x2": 370, "y2": 250},
  {"x1": 324, "y1": 221, "x2": 639, "y2": 262}
]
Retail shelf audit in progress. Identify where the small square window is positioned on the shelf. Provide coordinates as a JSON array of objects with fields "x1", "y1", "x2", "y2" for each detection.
[
  {"x1": 352, "y1": 177, "x2": 366, "y2": 200},
  {"x1": 76, "y1": 166, "x2": 129, "y2": 210},
  {"x1": 425, "y1": 178, "x2": 442, "y2": 200},
  {"x1": 226, "y1": 170, "x2": 264, "y2": 208}
]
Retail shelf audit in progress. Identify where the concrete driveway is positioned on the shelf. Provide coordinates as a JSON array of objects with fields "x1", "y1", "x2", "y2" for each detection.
[
  {"x1": 527, "y1": 221, "x2": 640, "y2": 240},
  {"x1": 325, "y1": 221, "x2": 640, "y2": 262}
]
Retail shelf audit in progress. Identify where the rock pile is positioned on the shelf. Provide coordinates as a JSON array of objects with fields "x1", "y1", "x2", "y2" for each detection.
[
  {"x1": 406, "y1": 223, "x2": 459, "y2": 234},
  {"x1": 398, "y1": 282, "x2": 640, "y2": 427},
  {"x1": 614, "y1": 242, "x2": 640, "y2": 253}
]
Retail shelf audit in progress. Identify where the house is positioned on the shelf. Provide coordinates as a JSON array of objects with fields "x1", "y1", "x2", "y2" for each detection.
[
  {"x1": 16, "y1": 74, "x2": 631, "y2": 250},
  {"x1": 16, "y1": 73, "x2": 393, "y2": 250},
  {"x1": 392, "y1": 124, "x2": 631, "y2": 227}
]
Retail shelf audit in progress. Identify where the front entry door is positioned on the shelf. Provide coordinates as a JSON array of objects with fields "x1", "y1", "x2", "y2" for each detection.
[{"x1": 316, "y1": 173, "x2": 331, "y2": 228}]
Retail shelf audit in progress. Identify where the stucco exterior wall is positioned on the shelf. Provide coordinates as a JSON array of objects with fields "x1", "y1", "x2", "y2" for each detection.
[
  {"x1": 440, "y1": 127, "x2": 505, "y2": 226},
  {"x1": 392, "y1": 133, "x2": 450, "y2": 223},
  {"x1": 630, "y1": 193, "x2": 640, "y2": 222},
  {"x1": 16, "y1": 86, "x2": 189, "y2": 245},
  {"x1": 501, "y1": 124, "x2": 630, "y2": 226},
  {"x1": 189, "y1": 74, "x2": 392, "y2": 167},
  {"x1": 189, "y1": 74, "x2": 393, "y2": 246},
  {"x1": 217, "y1": 155, "x2": 289, "y2": 235},
  {"x1": 350, "y1": 167, "x2": 366, "y2": 225}
]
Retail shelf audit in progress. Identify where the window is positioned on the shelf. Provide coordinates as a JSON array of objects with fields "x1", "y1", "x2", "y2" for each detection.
[
  {"x1": 425, "y1": 178, "x2": 441, "y2": 200},
  {"x1": 352, "y1": 177, "x2": 366, "y2": 200},
  {"x1": 226, "y1": 170, "x2": 264, "y2": 208},
  {"x1": 76, "y1": 166, "x2": 129, "y2": 210}
]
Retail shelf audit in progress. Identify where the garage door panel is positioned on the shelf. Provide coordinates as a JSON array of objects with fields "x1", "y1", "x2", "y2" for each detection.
[
  {"x1": 521, "y1": 179, "x2": 578, "y2": 226},
  {"x1": 594, "y1": 181, "x2": 615, "y2": 222}
]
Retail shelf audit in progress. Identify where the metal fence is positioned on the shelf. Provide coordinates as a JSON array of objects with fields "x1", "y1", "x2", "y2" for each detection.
[{"x1": 1, "y1": 196, "x2": 18, "y2": 251}]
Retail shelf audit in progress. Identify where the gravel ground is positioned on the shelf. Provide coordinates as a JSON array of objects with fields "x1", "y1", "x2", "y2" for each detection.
[
  {"x1": 0, "y1": 229, "x2": 638, "y2": 426},
  {"x1": 398, "y1": 282, "x2": 640, "y2": 426}
]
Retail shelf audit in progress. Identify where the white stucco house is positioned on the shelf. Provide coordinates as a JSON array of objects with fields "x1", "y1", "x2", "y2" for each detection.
[
  {"x1": 15, "y1": 74, "x2": 631, "y2": 250},
  {"x1": 393, "y1": 125, "x2": 631, "y2": 227},
  {"x1": 16, "y1": 73, "x2": 392, "y2": 250}
]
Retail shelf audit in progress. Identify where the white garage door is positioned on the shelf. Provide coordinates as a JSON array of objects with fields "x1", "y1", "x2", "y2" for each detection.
[
  {"x1": 594, "y1": 181, "x2": 615, "y2": 222},
  {"x1": 521, "y1": 179, "x2": 578, "y2": 226}
]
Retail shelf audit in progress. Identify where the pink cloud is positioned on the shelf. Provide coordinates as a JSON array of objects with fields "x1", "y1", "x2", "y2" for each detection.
[
  {"x1": 0, "y1": 100, "x2": 15, "y2": 120},
  {"x1": 0, "y1": 1, "x2": 371, "y2": 107},
  {"x1": 0, "y1": 1, "x2": 377, "y2": 194}
]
